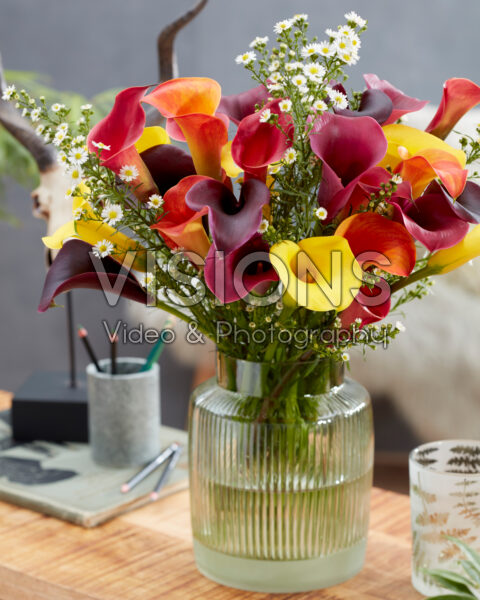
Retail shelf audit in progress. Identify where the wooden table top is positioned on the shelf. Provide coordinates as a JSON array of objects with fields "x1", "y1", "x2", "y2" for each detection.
[{"x1": 0, "y1": 485, "x2": 421, "y2": 600}]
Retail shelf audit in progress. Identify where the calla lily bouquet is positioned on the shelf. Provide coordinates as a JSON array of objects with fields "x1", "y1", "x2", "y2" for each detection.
[{"x1": 8, "y1": 11, "x2": 480, "y2": 365}]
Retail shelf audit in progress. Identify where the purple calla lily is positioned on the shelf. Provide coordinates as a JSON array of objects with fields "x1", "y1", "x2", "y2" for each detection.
[
  {"x1": 335, "y1": 89, "x2": 393, "y2": 124},
  {"x1": 38, "y1": 240, "x2": 148, "y2": 312},
  {"x1": 140, "y1": 144, "x2": 196, "y2": 195},
  {"x1": 185, "y1": 177, "x2": 270, "y2": 255},
  {"x1": 204, "y1": 234, "x2": 278, "y2": 303},
  {"x1": 436, "y1": 180, "x2": 480, "y2": 224},
  {"x1": 217, "y1": 85, "x2": 270, "y2": 125},
  {"x1": 363, "y1": 74, "x2": 428, "y2": 125},
  {"x1": 309, "y1": 113, "x2": 388, "y2": 218}
]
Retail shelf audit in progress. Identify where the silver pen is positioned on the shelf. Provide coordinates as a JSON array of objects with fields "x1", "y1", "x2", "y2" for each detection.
[
  {"x1": 121, "y1": 442, "x2": 179, "y2": 493},
  {"x1": 150, "y1": 445, "x2": 183, "y2": 501}
]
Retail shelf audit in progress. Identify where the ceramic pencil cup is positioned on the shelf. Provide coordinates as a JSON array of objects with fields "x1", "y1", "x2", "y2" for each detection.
[{"x1": 87, "y1": 357, "x2": 160, "y2": 468}]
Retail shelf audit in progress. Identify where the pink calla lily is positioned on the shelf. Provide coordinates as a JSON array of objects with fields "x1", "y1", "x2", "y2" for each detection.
[
  {"x1": 87, "y1": 86, "x2": 158, "y2": 201},
  {"x1": 204, "y1": 234, "x2": 278, "y2": 303},
  {"x1": 186, "y1": 177, "x2": 270, "y2": 255},
  {"x1": 426, "y1": 78, "x2": 480, "y2": 140},
  {"x1": 231, "y1": 98, "x2": 294, "y2": 181},
  {"x1": 309, "y1": 113, "x2": 388, "y2": 218},
  {"x1": 218, "y1": 85, "x2": 269, "y2": 125},
  {"x1": 335, "y1": 89, "x2": 393, "y2": 124},
  {"x1": 363, "y1": 74, "x2": 428, "y2": 125}
]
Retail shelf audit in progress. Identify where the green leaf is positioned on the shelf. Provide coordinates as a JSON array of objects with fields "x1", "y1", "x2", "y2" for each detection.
[
  {"x1": 461, "y1": 560, "x2": 480, "y2": 586},
  {"x1": 447, "y1": 537, "x2": 480, "y2": 573},
  {"x1": 425, "y1": 568, "x2": 476, "y2": 594},
  {"x1": 426, "y1": 595, "x2": 475, "y2": 599}
]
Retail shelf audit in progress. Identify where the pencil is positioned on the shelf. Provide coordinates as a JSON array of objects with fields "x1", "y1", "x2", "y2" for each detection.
[
  {"x1": 77, "y1": 326, "x2": 103, "y2": 372},
  {"x1": 140, "y1": 317, "x2": 175, "y2": 372},
  {"x1": 150, "y1": 445, "x2": 182, "y2": 501},
  {"x1": 110, "y1": 333, "x2": 118, "y2": 375}
]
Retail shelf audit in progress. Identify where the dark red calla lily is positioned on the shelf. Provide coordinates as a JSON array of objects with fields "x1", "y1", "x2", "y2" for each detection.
[
  {"x1": 390, "y1": 184, "x2": 469, "y2": 252},
  {"x1": 363, "y1": 74, "x2": 428, "y2": 125},
  {"x1": 231, "y1": 98, "x2": 294, "y2": 181},
  {"x1": 217, "y1": 85, "x2": 269, "y2": 125},
  {"x1": 447, "y1": 180, "x2": 480, "y2": 223},
  {"x1": 185, "y1": 177, "x2": 270, "y2": 255},
  {"x1": 426, "y1": 78, "x2": 480, "y2": 140},
  {"x1": 38, "y1": 240, "x2": 148, "y2": 312},
  {"x1": 340, "y1": 285, "x2": 391, "y2": 328},
  {"x1": 151, "y1": 175, "x2": 211, "y2": 257},
  {"x1": 204, "y1": 234, "x2": 278, "y2": 303},
  {"x1": 335, "y1": 89, "x2": 393, "y2": 124},
  {"x1": 87, "y1": 86, "x2": 158, "y2": 201},
  {"x1": 336, "y1": 212, "x2": 416, "y2": 276},
  {"x1": 140, "y1": 144, "x2": 196, "y2": 195},
  {"x1": 309, "y1": 113, "x2": 388, "y2": 218}
]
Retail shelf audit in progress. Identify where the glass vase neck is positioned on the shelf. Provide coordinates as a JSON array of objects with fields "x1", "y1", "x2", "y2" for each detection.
[{"x1": 216, "y1": 352, "x2": 344, "y2": 398}]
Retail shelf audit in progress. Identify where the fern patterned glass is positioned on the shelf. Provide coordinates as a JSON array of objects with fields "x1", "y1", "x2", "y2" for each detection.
[
  {"x1": 188, "y1": 353, "x2": 374, "y2": 593},
  {"x1": 410, "y1": 440, "x2": 480, "y2": 597}
]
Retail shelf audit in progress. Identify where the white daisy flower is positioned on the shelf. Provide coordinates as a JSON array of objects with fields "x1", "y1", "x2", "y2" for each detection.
[
  {"x1": 68, "y1": 166, "x2": 83, "y2": 184},
  {"x1": 344, "y1": 11, "x2": 366, "y2": 27},
  {"x1": 43, "y1": 132, "x2": 51, "y2": 143},
  {"x1": 73, "y1": 135, "x2": 86, "y2": 144},
  {"x1": 334, "y1": 37, "x2": 353, "y2": 53},
  {"x1": 53, "y1": 130, "x2": 66, "y2": 146},
  {"x1": 138, "y1": 272, "x2": 155, "y2": 289},
  {"x1": 395, "y1": 321, "x2": 406, "y2": 333},
  {"x1": 273, "y1": 19, "x2": 293, "y2": 34},
  {"x1": 316, "y1": 41, "x2": 335, "y2": 57},
  {"x1": 57, "y1": 151, "x2": 68, "y2": 166},
  {"x1": 21, "y1": 108, "x2": 29, "y2": 118},
  {"x1": 249, "y1": 36, "x2": 269, "y2": 48},
  {"x1": 339, "y1": 52, "x2": 358, "y2": 66},
  {"x1": 283, "y1": 148, "x2": 297, "y2": 164},
  {"x1": 257, "y1": 218, "x2": 269, "y2": 234},
  {"x1": 91, "y1": 140, "x2": 111, "y2": 151},
  {"x1": 69, "y1": 146, "x2": 88, "y2": 166},
  {"x1": 92, "y1": 239, "x2": 114, "y2": 259},
  {"x1": 350, "y1": 34, "x2": 361, "y2": 50},
  {"x1": 313, "y1": 99, "x2": 328, "y2": 112},
  {"x1": 354, "y1": 317, "x2": 363, "y2": 325},
  {"x1": 292, "y1": 13, "x2": 308, "y2": 23},
  {"x1": 269, "y1": 60, "x2": 281, "y2": 72},
  {"x1": 285, "y1": 61, "x2": 302, "y2": 72},
  {"x1": 1, "y1": 84, "x2": 16, "y2": 101},
  {"x1": 235, "y1": 51, "x2": 256, "y2": 65},
  {"x1": 331, "y1": 91, "x2": 348, "y2": 109},
  {"x1": 30, "y1": 108, "x2": 41, "y2": 122},
  {"x1": 325, "y1": 28, "x2": 339, "y2": 38},
  {"x1": 301, "y1": 44, "x2": 320, "y2": 58},
  {"x1": 315, "y1": 207, "x2": 328, "y2": 220},
  {"x1": 77, "y1": 117, "x2": 86, "y2": 126},
  {"x1": 269, "y1": 71, "x2": 283, "y2": 83},
  {"x1": 101, "y1": 202, "x2": 124, "y2": 226},
  {"x1": 279, "y1": 99, "x2": 292, "y2": 112},
  {"x1": 266, "y1": 82, "x2": 282, "y2": 92},
  {"x1": 338, "y1": 25, "x2": 356, "y2": 37},
  {"x1": 291, "y1": 74, "x2": 307, "y2": 88},
  {"x1": 119, "y1": 164, "x2": 139, "y2": 183},
  {"x1": 259, "y1": 108, "x2": 272, "y2": 123},
  {"x1": 57, "y1": 122, "x2": 69, "y2": 132},
  {"x1": 147, "y1": 193, "x2": 164, "y2": 209},
  {"x1": 341, "y1": 352, "x2": 350, "y2": 362},
  {"x1": 35, "y1": 124, "x2": 45, "y2": 136},
  {"x1": 80, "y1": 103, "x2": 92, "y2": 111},
  {"x1": 51, "y1": 103, "x2": 65, "y2": 113},
  {"x1": 391, "y1": 174, "x2": 403, "y2": 184},
  {"x1": 73, "y1": 207, "x2": 85, "y2": 221},
  {"x1": 303, "y1": 62, "x2": 326, "y2": 82}
]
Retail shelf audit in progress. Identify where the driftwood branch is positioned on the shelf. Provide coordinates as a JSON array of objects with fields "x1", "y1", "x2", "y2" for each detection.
[
  {"x1": 0, "y1": 53, "x2": 56, "y2": 172},
  {"x1": 157, "y1": 0, "x2": 208, "y2": 82}
]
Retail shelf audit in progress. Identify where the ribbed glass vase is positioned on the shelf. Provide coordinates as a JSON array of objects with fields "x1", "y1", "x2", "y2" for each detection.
[{"x1": 189, "y1": 352, "x2": 374, "y2": 593}]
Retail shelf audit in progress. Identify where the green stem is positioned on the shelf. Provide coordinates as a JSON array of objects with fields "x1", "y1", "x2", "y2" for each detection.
[{"x1": 390, "y1": 266, "x2": 436, "y2": 295}]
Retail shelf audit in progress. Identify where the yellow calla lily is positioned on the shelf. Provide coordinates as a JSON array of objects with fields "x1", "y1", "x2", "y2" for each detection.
[
  {"x1": 42, "y1": 192, "x2": 147, "y2": 272},
  {"x1": 427, "y1": 225, "x2": 480, "y2": 274},
  {"x1": 270, "y1": 236, "x2": 362, "y2": 312},
  {"x1": 221, "y1": 141, "x2": 242, "y2": 178},
  {"x1": 134, "y1": 126, "x2": 170, "y2": 154}
]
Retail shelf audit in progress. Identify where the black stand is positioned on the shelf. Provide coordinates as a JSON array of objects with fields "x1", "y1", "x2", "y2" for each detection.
[{"x1": 11, "y1": 291, "x2": 88, "y2": 442}]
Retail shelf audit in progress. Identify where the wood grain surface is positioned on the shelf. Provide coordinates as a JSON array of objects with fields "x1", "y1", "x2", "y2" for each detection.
[{"x1": 0, "y1": 487, "x2": 421, "y2": 600}]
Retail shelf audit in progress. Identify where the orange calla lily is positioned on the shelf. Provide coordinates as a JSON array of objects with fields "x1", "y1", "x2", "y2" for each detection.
[
  {"x1": 335, "y1": 212, "x2": 416, "y2": 276},
  {"x1": 143, "y1": 77, "x2": 228, "y2": 181},
  {"x1": 380, "y1": 124, "x2": 467, "y2": 198},
  {"x1": 270, "y1": 237, "x2": 362, "y2": 312},
  {"x1": 427, "y1": 225, "x2": 480, "y2": 274}
]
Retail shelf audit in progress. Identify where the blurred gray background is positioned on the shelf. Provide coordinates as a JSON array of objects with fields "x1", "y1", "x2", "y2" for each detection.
[{"x1": 0, "y1": 0, "x2": 480, "y2": 429}]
